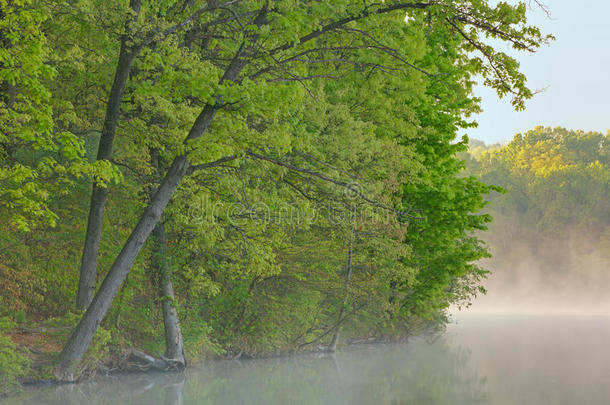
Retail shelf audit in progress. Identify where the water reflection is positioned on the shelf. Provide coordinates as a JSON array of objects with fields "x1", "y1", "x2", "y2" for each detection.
[
  {"x1": 4, "y1": 316, "x2": 610, "y2": 404},
  {"x1": 9, "y1": 373, "x2": 185, "y2": 405},
  {"x1": 3, "y1": 337, "x2": 485, "y2": 405},
  {"x1": 449, "y1": 315, "x2": 610, "y2": 405},
  {"x1": 181, "y1": 342, "x2": 487, "y2": 404}
]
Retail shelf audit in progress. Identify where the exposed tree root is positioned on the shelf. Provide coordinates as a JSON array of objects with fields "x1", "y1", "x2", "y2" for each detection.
[{"x1": 119, "y1": 349, "x2": 186, "y2": 373}]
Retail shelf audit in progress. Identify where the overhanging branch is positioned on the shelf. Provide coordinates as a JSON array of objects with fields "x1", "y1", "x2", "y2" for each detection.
[
  {"x1": 186, "y1": 155, "x2": 239, "y2": 175},
  {"x1": 246, "y1": 150, "x2": 422, "y2": 220}
]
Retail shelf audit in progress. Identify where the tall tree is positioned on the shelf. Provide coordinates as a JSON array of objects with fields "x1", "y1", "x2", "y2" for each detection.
[
  {"x1": 76, "y1": 0, "x2": 144, "y2": 310},
  {"x1": 75, "y1": 0, "x2": 244, "y2": 309},
  {"x1": 55, "y1": 0, "x2": 550, "y2": 380},
  {"x1": 150, "y1": 149, "x2": 185, "y2": 366}
]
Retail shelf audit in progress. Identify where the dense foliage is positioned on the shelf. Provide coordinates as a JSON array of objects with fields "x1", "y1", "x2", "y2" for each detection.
[
  {"x1": 0, "y1": 317, "x2": 29, "y2": 394},
  {"x1": 0, "y1": 0, "x2": 551, "y2": 384}
]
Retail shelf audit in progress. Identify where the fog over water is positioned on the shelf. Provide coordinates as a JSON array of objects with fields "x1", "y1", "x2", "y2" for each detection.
[
  {"x1": 7, "y1": 225, "x2": 610, "y2": 403},
  {"x1": 3, "y1": 314, "x2": 610, "y2": 404},
  {"x1": 464, "y1": 233, "x2": 610, "y2": 316}
]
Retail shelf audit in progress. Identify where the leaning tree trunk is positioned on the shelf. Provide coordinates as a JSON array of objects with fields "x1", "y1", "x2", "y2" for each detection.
[
  {"x1": 57, "y1": 10, "x2": 265, "y2": 380},
  {"x1": 76, "y1": 0, "x2": 143, "y2": 310},
  {"x1": 56, "y1": 104, "x2": 220, "y2": 381},
  {"x1": 328, "y1": 223, "x2": 355, "y2": 353},
  {"x1": 57, "y1": 153, "x2": 191, "y2": 381}
]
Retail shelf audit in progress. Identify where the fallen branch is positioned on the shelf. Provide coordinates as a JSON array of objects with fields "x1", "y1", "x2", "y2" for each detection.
[{"x1": 121, "y1": 349, "x2": 185, "y2": 372}]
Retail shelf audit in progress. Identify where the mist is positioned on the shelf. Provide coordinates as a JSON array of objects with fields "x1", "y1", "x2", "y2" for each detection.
[
  {"x1": 462, "y1": 214, "x2": 610, "y2": 316},
  {"x1": 460, "y1": 129, "x2": 610, "y2": 316},
  {"x1": 4, "y1": 316, "x2": 610, "y2": 405}
]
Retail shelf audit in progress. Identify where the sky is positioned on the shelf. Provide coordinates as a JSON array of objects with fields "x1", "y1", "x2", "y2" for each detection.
[{"x1": 464, "y1": 0, "x2": 610, "y2": 144}]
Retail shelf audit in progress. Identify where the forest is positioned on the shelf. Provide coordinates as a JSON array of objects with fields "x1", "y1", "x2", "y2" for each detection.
[
  {"x1": 0, "y1": 0, "x2": 557, "y2": 392},
  {"x1": 464, "y1": 128, "x2": 609, "y2": 314}
]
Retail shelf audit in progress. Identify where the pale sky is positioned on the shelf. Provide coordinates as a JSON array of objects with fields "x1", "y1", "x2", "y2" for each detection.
[{"x1": 464, "y1": 0, "x2": 610, "y2": 144}]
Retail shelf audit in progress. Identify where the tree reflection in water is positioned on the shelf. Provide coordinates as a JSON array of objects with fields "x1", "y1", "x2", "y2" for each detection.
[{"x1": 1, "y1": 337, "x2": 486, "y2": 405}]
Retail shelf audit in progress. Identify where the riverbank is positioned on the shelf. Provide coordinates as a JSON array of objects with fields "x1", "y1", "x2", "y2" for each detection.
[
  {"x1": 2, "y1": 318, "x2": 416, "y2": 397},
  {"x1": 4, "y1": 315, "x2": 610, "y2": 404}
]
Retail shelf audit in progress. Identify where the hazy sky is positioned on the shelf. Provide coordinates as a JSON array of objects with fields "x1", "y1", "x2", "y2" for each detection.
[{"x1": 464, "y1": 0, "x2": 610, "y2": 144}]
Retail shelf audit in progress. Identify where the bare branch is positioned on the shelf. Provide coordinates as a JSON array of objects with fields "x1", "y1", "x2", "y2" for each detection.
[
  {"x1": 445, "y1": 17, "x2": 519, "y2": 97},
  {"x1": 528, "y1": 0, "x2": 552, "y2": 19},
  {"x1": 294, "y1": 150, "x2": 362, "y2": 181},
  {"x1": 266, "y1": 74, "x2": 338, "y2": 83}
]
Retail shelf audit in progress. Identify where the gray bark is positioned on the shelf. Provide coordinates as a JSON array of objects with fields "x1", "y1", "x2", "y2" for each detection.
[
  {"x1": 150, "y1": 149, "x2": 185, "y2": 365},
  {"x1": 77, "y1": 186, "x2": 107, "y2": 310},
  {"x1": 152, "y1": 217, "x2": 186, "y2": 364},
  {"x1": 56, "y1": 104, "x2": 220, "y2": 381},
  {"x1": 57, "y1": 8, "x2": 268, "y2": 380},
  {"x1": 76, "y1": 0, "x2": 143, "y2": 310},
  {"x1": 57, "y1": 152, "x2": 192, "y2": 381},
  {"x1": 122, "y1": 349, "x2": 185, "y2": 371}
]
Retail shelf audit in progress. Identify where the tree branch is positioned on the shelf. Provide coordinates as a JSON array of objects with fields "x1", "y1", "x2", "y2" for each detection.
[
  {"x1": 246, "y1": 150, "x2": 422, "y2": 220},
  {"x1": 268, "y1": 2, "x2": 435, "y2": 56},
  {"x1": 186, "y1": 155, "x2": 239, "y2": 175}
]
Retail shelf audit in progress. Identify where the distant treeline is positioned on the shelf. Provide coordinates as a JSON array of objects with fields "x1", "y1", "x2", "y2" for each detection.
[{"x1": 463, "y1": 127, "x2": 610, "y2": 312}]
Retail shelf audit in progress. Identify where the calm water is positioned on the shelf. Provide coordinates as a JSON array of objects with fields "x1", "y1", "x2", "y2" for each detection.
[{"x1": 3, "y1": 315, "x2": 610, "y2": 404}]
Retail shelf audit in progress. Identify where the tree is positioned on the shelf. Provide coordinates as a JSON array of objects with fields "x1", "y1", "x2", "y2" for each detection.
[
  {"x1": 53, "y1": 0, "x2": 550, "y2": 380},
  {"x1": 150, "y1": 150, "x2": 185, "y2": 367},
  {"x1": 72, "y1": 0, "x2": 250, "y2": 310},
  {"x1": 76, "y1": 0, "x2": 143, "y2": 310},
  {"x1": 465, "y1": 128, "x2": 609, "y2": 288},
  {"x1": 0, "y1": 0, "x2": 95, "y2": 231}
]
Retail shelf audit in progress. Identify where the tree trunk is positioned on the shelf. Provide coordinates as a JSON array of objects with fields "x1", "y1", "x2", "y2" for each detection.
[
  {"x1": 77, "y1": 186, "x2": 108, "y2": 310},
  {"x1": 57, "y1": 8, "x2": 267, "y2": 379},
  {"x1": 149, "y1": 149, "x2": 185, "y2": 365},
  {"x1": 56, "y1": 152, "x2": 189, "y2": 381},
  {"x1": 152, "y1": 221, "x2": 186, "y2": 364},
  {"x1": 76, "y1": 0, "x2": 143, "y2": 310},
  {"x1": 150, "y1": 149, "x2": 186, "y2": 367},
  {"x1": 56, "y1": 105, "x2": 218, "y2": 381},
  {"x1": 328, "y1": 223, "x2": 355, "y2": 352}
]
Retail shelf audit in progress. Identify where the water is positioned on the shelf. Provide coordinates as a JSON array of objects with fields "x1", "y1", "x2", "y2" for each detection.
[{"x1": 3, "y1": 315, "x2": 610, "y2": 404}]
